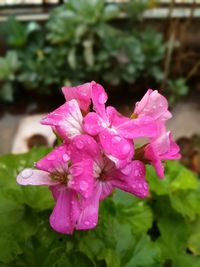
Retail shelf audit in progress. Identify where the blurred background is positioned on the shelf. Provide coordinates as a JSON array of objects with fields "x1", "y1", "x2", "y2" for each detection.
[{"x1": 0, "y1": 0, "x2": 200, "y2": 174}]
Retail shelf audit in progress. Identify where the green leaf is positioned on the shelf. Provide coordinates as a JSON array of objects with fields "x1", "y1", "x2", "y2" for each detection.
[{"x1": 98, "y1": 249, "x2": 120, "y2": 267}]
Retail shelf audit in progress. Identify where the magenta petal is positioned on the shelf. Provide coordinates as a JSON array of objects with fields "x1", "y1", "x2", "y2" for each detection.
[
  {"x1": 145, "y1": 144, "x2": 164, "y2": 178},
  {"x1": 70, "y1": 134, "x2": 101, "y2": 163},
  {"x1": 91, "y1": 82, "x2": 108, "y2": 119},
  {"x1": 17, "y1": 169, "x2": 58, "y2": 186},
  {"x1": 76, "y1": 185, "x2": 101, "y2": 230},
  {"x1": 134, "y1": 89, "x2": 172, "y2": 121},
  {"x1": 117, "y1": 116, "x2": 158, "y2": 139},
  {"x1": 50, "y1": 186, "x2": 80, "y2": 234},
  {"x1": 68, "y1": 160, "x2": 94, "y2": 198},
  {"x1": 110, "y1": 161, "x2": 149, "y2": 198},
  {"x1": 62, "y1": 82, "x2": 92, "y2": 112},
  {"x1": 106, "y1": 106, "x2": 129, "y2": 127},
  {"x1": 99, "y1": 129, "x2": 133, "y2": 160},
  {"x1": 41, "y1": 99, "x2": 83, "y2": 140},
  {"x1": 36, "y1": 144, "x2": 69, "y2": 173},
  {"x1": 83, "y1": 112, "x2": 104, "y2": 136}
]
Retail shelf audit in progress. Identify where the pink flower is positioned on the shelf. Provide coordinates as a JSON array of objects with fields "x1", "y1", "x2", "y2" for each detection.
[
  {"x1": 41, "y1": 99, "x2": 83, "y2": 141},
  {"x1": 69, "y1": 135, "x2": 149, "y2": 226},
  {"x1": 134, "y1": 89, "x2": 172, "y2": 122},
  {"x1": 62, "y1": 82, "x2": 93, "y2": 112},
  {"x1": 17, "y1": 143, "x2": 95, "y2": 234},
  {"x1": 84, "y1": 83, "x2": 157, "y2": 167},
  {"x1": 144, "y1": 131, "x2": 181, "y2": 178}
]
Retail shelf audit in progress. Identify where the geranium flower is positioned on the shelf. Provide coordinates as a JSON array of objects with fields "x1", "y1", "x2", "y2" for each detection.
[
  {"x1": 69, "y1": 135, "x2": 149, "y2": 226},
  {"x1": 17, "y1": 143, "x2": 95, "y2": 234},
  {"x1": 83, "y1": 83, "x2": 157, "y2": 167}
]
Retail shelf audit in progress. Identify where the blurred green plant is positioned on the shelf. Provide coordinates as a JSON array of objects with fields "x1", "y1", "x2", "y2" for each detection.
[
  {"x1": 0, "y1": 0, "x2": 188, "y2": 104},
  {"x1": 0, "y1": 148, "x2": 200, "y2": 266},
  {"x1": 0, "y1": 0, "x2": 167, "y2": 102}
]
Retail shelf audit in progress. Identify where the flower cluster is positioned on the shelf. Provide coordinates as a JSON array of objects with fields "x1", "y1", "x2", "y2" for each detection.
[{"x1": 17, "y1": 81, "x2": 180, "y2": 234}]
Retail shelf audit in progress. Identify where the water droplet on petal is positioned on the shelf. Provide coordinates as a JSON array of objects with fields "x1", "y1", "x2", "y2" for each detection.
[
  {"x1": 80, "y1": 181, "x2": 89, "y2": 191},
  {"x1": 121, "y1": 164, "x2": 132, "y2": 175},
  {"x1": 112, "y1": 136, "x2": 121, "y2": 144},
  {"x1": 22, "y1": 169, "x2": 33, "y2": 179},
  {"x1": 76, "y1": 140, "x2": 84, "y2": 149},
  {"x1": 47, "y1": 154, "x2": 56, "y2": 161},
  {"x1": 98, "y1": 93, "x2": 107, "y2": 104},
  {"x1": 134, "y1": 169, "x2": 139, "y2": 176},
  {"x1": 138, "y1": 183, "x2": 142, "y2": 188},
  {"x1": 84, "y1": 221, "x2": 90, "y2": 226},
  {"x1": 62, "y1": 154, "x2": 69, "y2": 162},
  {"x1": 132, "y1": 184, "x2": 136, "y2": 189},
  {"x1": 121, "y1": 144, "x2": 130, "y2": 155}
]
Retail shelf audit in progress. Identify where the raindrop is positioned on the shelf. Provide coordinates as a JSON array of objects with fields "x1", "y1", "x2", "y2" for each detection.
[
  {"x1": 98, "y1": 93, "x2": 107, "y2": 104},
  {"x1": 80, "y1": 181, "x2": 89, "y2": 191},
  {"x1": 134, "y1": 169, "x2": 139, "y2": 176},
  {"x1": 47, "y1": 154, "x2": 56, "y2": 161},
  {"x1": 62, "y1": 154, "x2": 69, "y2": 162},
  {"x1": 76, "y1": 140, "x2": 84, "y2": 149},
  {"x1": 22, "y1": 169, "x2": 33, "y2": 179},
  {"x1": 121, "y1": 144, "x2": 130, "y2": 155},
  {"x1": 121, "y1": 164, "x2": 132, "y2": 175},
  {"x1": 111, "y1": 136, "x2": 121, "y2": 144},
  {"x1": 138, "y1": 183, "x2": 142, "y2": 188},
  {"x1": 84, "y1": 221, "x2": 90, "y2": 226}
]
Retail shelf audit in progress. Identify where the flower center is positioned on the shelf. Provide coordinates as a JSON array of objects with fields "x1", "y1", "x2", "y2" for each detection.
[{"x1": 50, "y1": 172, "x2": 69, "y2": 184}]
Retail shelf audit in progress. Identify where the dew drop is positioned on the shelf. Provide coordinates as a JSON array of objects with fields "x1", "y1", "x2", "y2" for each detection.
[
  {"x1": 80, "y1": 181, "x2": 89, "y2": 191},
  {"x1": 22, "y1": 169, "x2": 33, "y2": 179},
  {"x1": 98, "y1": 93, "x2": 107, "y2": 104},
  {"x1": 112, "y1": 136, "x2": 121, "y2": 144},
  {"x1": 121, "y1": 164, "x2": 132, "y2": 175},
  {"x1": 76, "y1": 140, "x2": 84, "y2": 149},
  {"x1": 121, "y1": 144, "x2": 130, "y2": 155},
  {"x1": 134, "y1": 169, "x2": 139, "y2": 176},
  {"x1": 138, "y1": 183, "x2": 143, "y2": 188},
  {"x1": 47, "y1": 154, "x2": 56, "y2": 161},
  {"x1": 62, "y1": 154, "x2": 69, "y2": 162},
  {"x1": 84, "y1": 221, "x2": 90, "y2": 226}
]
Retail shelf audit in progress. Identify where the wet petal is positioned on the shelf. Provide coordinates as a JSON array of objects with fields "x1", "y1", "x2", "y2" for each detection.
[
  {"x1": 17, "y1": 169, "x2": 58, "y2": 186},
  {"x1": 76, "y1": 185, "x2": 101, "y2": 230},
  {"x1": 68, "y1": 160, "x2": 94, "y2": 198},
  {"x1": 41, "y1": 99, "x2": 83, "y2": 140},
  {"x1": 99, "y1": 129, "x2": 133, "y2": 160},
  {"x1": 36, "y1": 144, "x2": 69, "y2": 173},
  {"x1": 62, "y1": 82, "x2": 92, "y2": 112},
  {"x1": 110, "y1": 161, "x2": 149, "y2": 198},
  {"x1": 91, "y1": 81, "x2": 107, "y2": 119},
  {"x1": 106, "y1": 106, "x2": 129, "y2": 127},
  {"x1": 83, "y1": 112, "x2": 104, "y2": 136},
  {"x1": 117, "y1": 116, "x2": 158, "y2": 139},
  {"x1": 50, "y1": 186, "x2": 80, "y2": 234}
]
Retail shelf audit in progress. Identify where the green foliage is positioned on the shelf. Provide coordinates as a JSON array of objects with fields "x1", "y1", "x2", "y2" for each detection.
[
  {"x1": 0, "y1": 0, "x2": 166, "y2": 101},
  {"x1": 0, "y1": 148, "x2": 200, "y2": 266}
]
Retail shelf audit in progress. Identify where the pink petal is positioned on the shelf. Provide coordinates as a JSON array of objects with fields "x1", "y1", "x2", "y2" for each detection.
[
  {"x1": 41, "y1": 99, "x2": 83, "y2": 140},
  {"x1": 144, "y1": 144, "x2": 164, "y2": 178},
  {"x1": 62, "y1": 82, "x2": 92, "y2": 112},
  {"x1": 117, "y1": 116, "x2": 158, "y2": 139},
  {"x1": 106, "y1": 106, "x2": 129, "y2": 127},
  {"x1": 110, "y1": 161, "x2": 149, "y2": 198},
  {"x1": 76, "y1": 185, "x2": 102, "y2": 230},
  {"x1": 69, "y1": 134, "x2": 101, "y2": 163},
  {"x1": 17, "y1": 169, "x2": 58, "y2": 186},
  {"x1": 68, "y1": 160, "x2": 94, "y2": 198},
  {"x1": 91, "y1": 81, "x2": 108, "y2": 119},
  {"x1": 134, "y1": 89, "x2": 172, "y2": 121},
  {"x1": 36, "y1": 144, "x2": 70, "y2": 173},
  {"x1": 99, "y1": 129, "x2": 134, "y2": 160},
  {"x1": 83, "y1": 112, "x2": 104, "y2": 136},
  {"x1": 50, "y1": 186, "x2": 81, "y2": 234}
]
